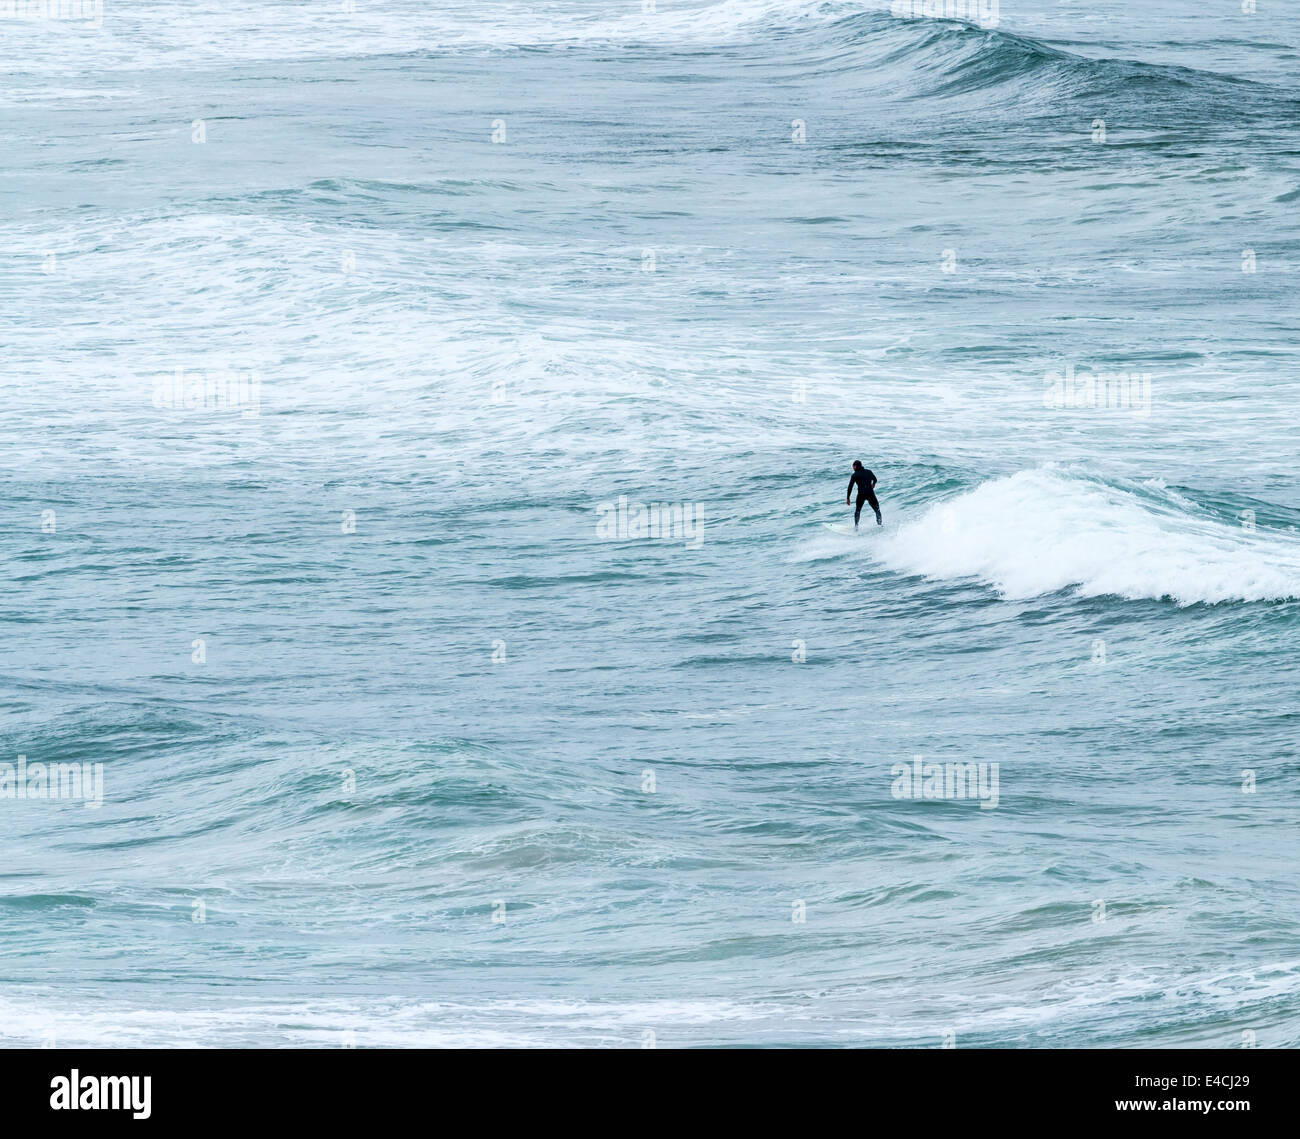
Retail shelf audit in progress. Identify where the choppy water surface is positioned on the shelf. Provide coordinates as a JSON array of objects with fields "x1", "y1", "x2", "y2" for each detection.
[{"x1": 1, "y1": 1, "x2": 1298, "y2": 1046}]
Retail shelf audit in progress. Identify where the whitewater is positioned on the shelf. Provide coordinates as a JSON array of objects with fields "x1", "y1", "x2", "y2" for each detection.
[{"x1": 1, "y1": 0, "x2": 1298, "y2": 1047}]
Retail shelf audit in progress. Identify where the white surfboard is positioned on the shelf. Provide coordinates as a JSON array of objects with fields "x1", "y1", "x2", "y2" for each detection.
[{"x1": 822, "y1": 522, "x2": 859, "y2": 536}]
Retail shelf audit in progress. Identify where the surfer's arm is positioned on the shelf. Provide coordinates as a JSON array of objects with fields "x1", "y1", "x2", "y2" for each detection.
[{"x1": 845, "y1": 476, "x2": 854, "y2": 503}]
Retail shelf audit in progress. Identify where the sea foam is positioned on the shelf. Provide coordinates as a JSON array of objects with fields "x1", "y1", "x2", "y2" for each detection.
[{"x1": 875, "y1": 469, "x2": 1300, "y2": 605}]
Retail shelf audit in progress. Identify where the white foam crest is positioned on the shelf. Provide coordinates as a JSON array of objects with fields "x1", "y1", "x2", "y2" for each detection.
[
  {"x1": 2, "y1": 0, "x2": 872, "y2": 73},
  {"x1": 875, "y1": 469, "x2": 1300, "y2": 605}
]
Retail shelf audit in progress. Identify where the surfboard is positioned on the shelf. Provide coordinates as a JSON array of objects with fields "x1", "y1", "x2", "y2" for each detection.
[{"x1": 823, "y1": 522, "x2": 859, "y2": 536}]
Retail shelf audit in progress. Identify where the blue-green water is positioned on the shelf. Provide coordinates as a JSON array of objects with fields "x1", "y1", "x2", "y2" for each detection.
[{"x1": 1, "y1": 1, "x2": 1298, "y2": 1046}]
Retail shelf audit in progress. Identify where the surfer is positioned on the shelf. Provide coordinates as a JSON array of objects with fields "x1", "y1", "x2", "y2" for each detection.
[{"x1": 846, "y1": 460, "x2": 882, "y2": 528}]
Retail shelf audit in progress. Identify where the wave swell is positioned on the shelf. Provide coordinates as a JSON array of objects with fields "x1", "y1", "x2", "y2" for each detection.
[{"x1": 875, "y1": 470, "x2": 1300, "y2": 605}]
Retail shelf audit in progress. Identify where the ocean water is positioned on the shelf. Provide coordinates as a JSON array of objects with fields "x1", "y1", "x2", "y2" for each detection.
[{"x1": 2, "y1": 0, "x2": 1299, "y2": 1047}]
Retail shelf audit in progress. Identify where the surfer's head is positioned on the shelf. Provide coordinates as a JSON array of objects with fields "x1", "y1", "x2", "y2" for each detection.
[{"x1": 852, "y1": 460, "x2": 864, "y2": 472}]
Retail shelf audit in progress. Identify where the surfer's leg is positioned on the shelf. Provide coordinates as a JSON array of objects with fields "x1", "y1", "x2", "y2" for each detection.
[
  {"x1": 854, "y1": 496, "x2": 864, "y2": 527},
  {"x1": 866, "y1": 490, "x2": 882, "y2": 524}
]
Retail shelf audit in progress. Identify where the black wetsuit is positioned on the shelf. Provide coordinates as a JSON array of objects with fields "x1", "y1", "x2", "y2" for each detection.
[{"x1": 848, "y1": 468, "x2": 881, "y2": 526}]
